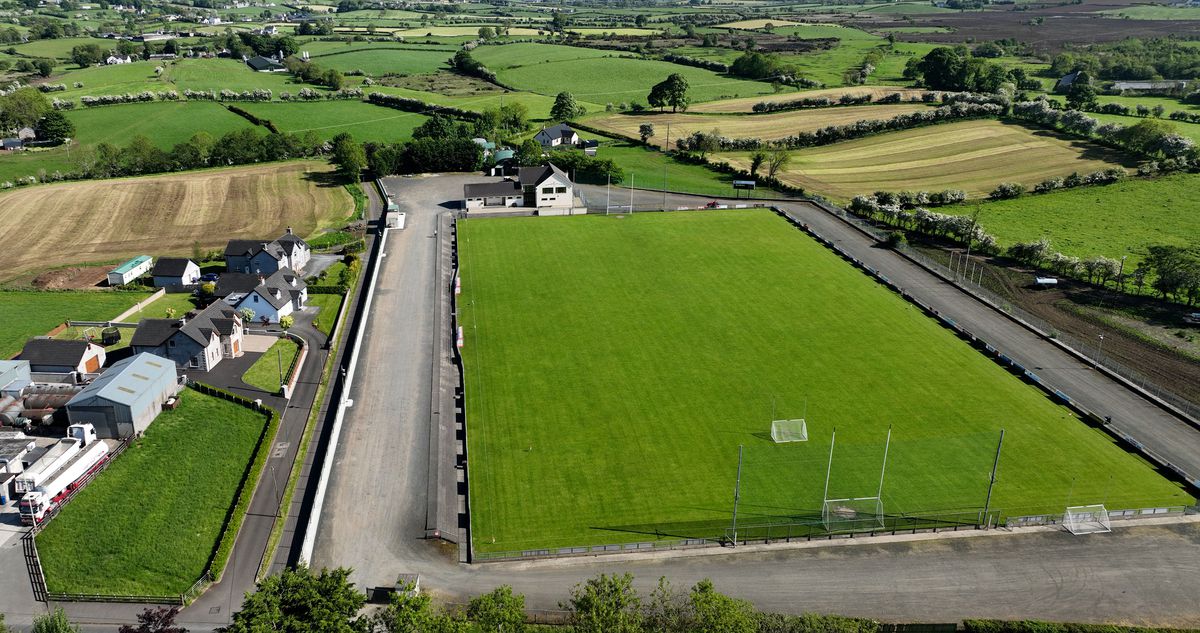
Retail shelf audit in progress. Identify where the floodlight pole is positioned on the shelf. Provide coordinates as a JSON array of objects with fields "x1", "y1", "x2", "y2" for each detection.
[
  {"x1": 731, "y1": 444, "x2": 743, "y2": 545},
  {"x1": 822, "y1": 428, "x2": 836, "y2": 504},
  {"x1": 877, "y1": 425, "x2": 892, "y2": 499},
  {"x1": 982, "y1": 429, "x2": 1004, "y2": 527}
]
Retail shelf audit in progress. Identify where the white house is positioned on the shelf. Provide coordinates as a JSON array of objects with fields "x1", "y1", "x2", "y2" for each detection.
[
  {"x1": 229, "y1": 268, "x2": 307, "y2": 324},
  {"x1": 534, "y1": 123, "x2": 580, "y2": 150},
  {"x1": 19, "y1": 339, "x2": 106, "y2": 374},
  {"x1": 107, "y1": 255, "x2": 153, "y2": 286},
  {"x1": 462, "y1": 163, "x2": 579, "y2": 215},
  {"x1": 151, "y1": 257, "x2": 201, "y2": 287},
  {"x1": 130, "y1": 302, "x2": 244, "y2": 370},
  {"x1": 105, "y1": 54, "x2": 133, "y2": 65}
]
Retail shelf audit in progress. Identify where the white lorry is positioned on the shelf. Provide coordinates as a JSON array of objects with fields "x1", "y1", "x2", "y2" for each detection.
[{"x1": 17, "y1": 424, "x2": 109, "y2": 525}]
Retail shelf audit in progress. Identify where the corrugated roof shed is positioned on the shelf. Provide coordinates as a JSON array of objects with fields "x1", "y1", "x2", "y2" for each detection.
[{"x1": 67, "y1": 353, "x2": 174, "y2": 408}]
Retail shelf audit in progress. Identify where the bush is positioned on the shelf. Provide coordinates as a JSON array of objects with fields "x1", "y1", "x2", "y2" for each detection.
[
  {"x1": 989, "y1": 182, "x2": 1025, "y2": 200},
  {"x1": 884, "y1": 230, "x2": 907, "y2": 248}
]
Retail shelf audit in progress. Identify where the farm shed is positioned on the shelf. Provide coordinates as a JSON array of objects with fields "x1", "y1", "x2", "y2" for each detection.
[
  {"x1": 151, "y1": 258, "x2": 201, "y2": 287},
  {"x1": 0, "y1": 432, "x2": 36, "y2": 475},
  {"x1": 108, "y1": 255, "x2": 153, "y2": 286},
  {"x1": 0, "y1": 361, "x2": 31, "y2": 398},
  {"x1": 19, "y1": 339, "x2": 106, "y2": 374},
  {"x1": 65, "y1": 353, "x2": 178, "y2": 439}
]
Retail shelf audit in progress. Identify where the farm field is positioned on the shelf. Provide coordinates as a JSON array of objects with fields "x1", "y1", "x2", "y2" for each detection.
[
  {"x1": 496, "y1": 56, "x2": 773, "y2": 105},
  {"x1": 309, "y1": 47, "x2": 452, "y2": 76},
  {"x1": 236, "y1": 100, "x2": 430, "y2": 143},
  {"x1": 722, "y1": 119, "x2": 1137, "y2": 201},
  {"x1": 393, "y1": 26, "x2": 543, "y2": 37},
  {"x1": 1093, "y1": 94, "x2": 1198, "y2": 116},
  {"x1": 1089, "y1": 112, "x2": 1200, "y2": 144},
  {"x1": 594, "y1": 142, "x2": 767, "y2": 198},
  {"x1": 460, "y1": 210, "x2": 1190, "y2": 553},
  {"x1": 0, "y1": 290, "x2": 153, "y2": 357},
  {"x1": 297, "y1": 40, "x2": 458, "y2": 56},
  {"x1": 470, "y1": 42, "x2": 614, "y2": 69},
  {"x1": 66, "y1": 102, "x2": 257, "y2": 149},
  {"x1": 369, "y1": 83, "x2": 568, "y2": 119},
  {"x1": 37, "y1": 390, "x2": 269, "y2": 596},
  {"x1": 946, "y1": 172, "x2": 1200, "y2": 269},
  {"x1": 0, "y1": 161, "x2": 352, "y2": 278},
  {"x1": 1099, "y1": 5, "x2": 1200, "y2": 19},
  {"x1": 688, "y1": 85, "x2": 930, "y2": 113},
  {"x1": 716, "y1": 18, "x2": 804, "y2": 29},
  {"x1": 588, "y1": 103, "x2": 933, "y2": 148}
]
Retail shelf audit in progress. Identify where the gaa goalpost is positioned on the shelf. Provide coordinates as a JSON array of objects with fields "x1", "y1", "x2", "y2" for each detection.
[
  {"x1": 821, "y1": 426, "x2": 892, "y2": 532},
  {"x1": 1064, "y1": 504, "x2": 1112, "y2": 535}
]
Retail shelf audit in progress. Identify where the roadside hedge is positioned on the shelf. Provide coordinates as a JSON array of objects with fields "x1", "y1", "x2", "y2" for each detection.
[{"x1": 964, "y1": 621, "x2": 1198, "y2": 633}]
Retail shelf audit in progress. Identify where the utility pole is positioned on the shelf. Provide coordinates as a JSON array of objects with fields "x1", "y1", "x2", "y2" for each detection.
[{"x1": 629, "y1": 173, "x2": 634, "y2": 213}]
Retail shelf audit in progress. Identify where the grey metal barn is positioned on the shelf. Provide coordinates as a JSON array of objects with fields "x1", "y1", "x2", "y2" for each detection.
[{"x1": 65, "y1": 353, "x2": 179, "y2": 439}]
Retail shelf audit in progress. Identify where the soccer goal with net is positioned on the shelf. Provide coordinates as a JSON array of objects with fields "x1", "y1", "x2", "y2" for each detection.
[
  {"x1": 1064, "y1": 504, "x2": 1112, "y2": 535},
  {"x1": 770, "y1": 419, "x2": 808, "y2": 443}
]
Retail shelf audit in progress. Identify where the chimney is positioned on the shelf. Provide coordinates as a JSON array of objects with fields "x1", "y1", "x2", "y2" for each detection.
[
  {"x1": 178, "y1": 315, "x2": 187, "y2": 326},
  {"x1": 285, "y1": 226, "x2": 293, "y2": 235},
  {"x1": 271, "y1": 288, "x2": 280, "y2": 299}
]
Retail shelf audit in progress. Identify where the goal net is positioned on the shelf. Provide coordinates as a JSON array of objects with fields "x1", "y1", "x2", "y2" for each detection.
[
  {"x1": 770, "y1": 419, "x2": 808, "y2": 443},
  {"x1": 1064, "y1": 504, "x2": 1111, "y2": 535},
  {"x1": 822, "y1": 497, "x2": 884, "y2": 532}
]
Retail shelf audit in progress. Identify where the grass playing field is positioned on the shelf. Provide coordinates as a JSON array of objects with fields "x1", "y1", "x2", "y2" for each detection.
[
  {"x1": 0, "y1": 290, "x2": 153, "y2": 357},
  {"x1": 587, "y1": 103, "x2": 933, "y2": 148},
  {"x1": 944, "y1": 172, "x2": 1200, "y2": 270},
  {"x1": 722, "y1": 119, "x2": 1137, "y2": 201},
  {"x1": 37, "y1": 390, "x2": 269, "y2": 596},
  {"x1": 460, "y1": 210, "x2": 1190, "y2": 553},
  {"x1": 687, "y1": 86, "x2": 931, "y2": 113},
  {"x1": 0, "y1": 161, "x2": 352, "y2": 279}
]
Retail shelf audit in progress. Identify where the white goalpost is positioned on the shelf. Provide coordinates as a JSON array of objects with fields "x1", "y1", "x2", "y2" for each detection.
[
  {"x1": 1064, "y1": 504, "x2": 1112, "y2": 535},
  {"x1": 821, "y1": 426, "x2": 891, "y2": 532},
  {"x1": 770, "y1": 397, "x2": 808, "y2": 443}
]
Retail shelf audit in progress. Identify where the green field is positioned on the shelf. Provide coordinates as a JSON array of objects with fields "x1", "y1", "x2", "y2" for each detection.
[
  {"x1": 947, "y1": 172, "x2": 1200, "y2": 269},
  {"x1": 66, "y1": 102, "x2": 257, "y2": 148},
  {"x1": 243, "y1": 338, "x2": 300, "y2": 392},
  {"x1": 461, "y1": 211, "x2": 1190, "y2": 553},
  {"x1": 37, "y1": 390, "x2": 269, "y2": 596},
  {"x1": 0, "y1": 290, "x2": 153, "y2": 358},
  {"x1": 236, "y1": 100, "x2": 429, "y2": 142},
  {"x1": 308, "y1": 293, "x2": 345, "y2": 337},
  {"x1": 1099, "y1": 5, "x2": 1200, "y2": 19},
  {"x1": 470, "y1": 42, "x2": 614, "y2": 70},
  {"x1": 599, "y1": 141, "x2": 784, "y2": 197},
  {"x1": 309, "y1": 47, "x2": 451, "y2": 76}
]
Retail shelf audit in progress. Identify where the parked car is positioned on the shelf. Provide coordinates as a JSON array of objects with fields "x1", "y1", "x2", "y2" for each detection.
[
  {"x1": 1184, "y1": 313, "x2": 1200, "y2": 325},
  {"x1": 200, "y1": 273, "x2": 220, "y2": 282}
]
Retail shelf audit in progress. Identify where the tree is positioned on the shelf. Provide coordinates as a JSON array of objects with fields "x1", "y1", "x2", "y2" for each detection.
[
  {"x1": 638, "y1": 123, "x2": 655, "y2": 144},
  {"x1": 33, "y1": 609, "x2": 79, "y2": 633},
  {"x1": 238, "y1": 307, "x2": 256, "y2": 323},
  {"x1": 413, "y1": 114, "x2": 460, "y2": 140},
  {"x1": 550, "y1": 92, "x2": 586, "y2": 121},
  {"x1": 467, "y1": 585, "x2": 526, "y2": 633},
  {"x1": 375, "y1": 581, "x2": 468, "y2": 633},
  {"x1": 36, "y1": 110, "x2": 75, "y2": 143},
  {"x1": 766, "y1": 147, "x2": 790, "y2": 179},
  {"x1": 634, "y1": 14, "x2": 647, "y2": 27},
  {"x1": 119, "y1": 607, "x2": 187, "y2": 633},
  {"x1": 649, "y1": 74, "x2": 689, "y2": 112},
  {"x1": 70, "y1": 42, "x2": 104, "y2": 67},
  {"x1": 748, "y1": 150, "x2": 767, "y2": 175},
  {"x1": 477, "y1": 26, "x2": 495, "y2": 40},
  {"x1": 219, "y1": 566, "x2": 369, "y2": 633},
  {"x1": 331, "y1": 133, "x2": 366, "y2": 180},
  {"x1": 280, "y1": 315, "x2": 294, "y2": 330},
  {"x1": 1116, "y1": 119, "x2": 1178, "y2": 156},
  {"x1": 1065, "y1": 72, "x2": 1097, "y2": 110},
  {"x1": 0, "y1": 87, "x2": 51, "y2": 130},
  {"x1": 550, "y1": 10, "x2": 569, "y2": 32},
  {"x1": 690, "y1": 580, "x2": 756, "y2": 633},
  {"x1": 515, "y1": 138, "x2": 543, "y2": 166},
  {"x1": 563, "y1": 573, "x2": 642, "y2": 633},
  {"x1": 644, "y1": 577, "x2": 689, "y2": 633}
]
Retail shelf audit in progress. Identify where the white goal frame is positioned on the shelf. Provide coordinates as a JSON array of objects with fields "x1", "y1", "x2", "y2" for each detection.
[
  {"x1": 770, "y1": 419, "x2": 808, "y2": 443},
  {"x1": 1064, "y1": 504, "x2": 1111, "y2": 535},
  {"x1": 822, "y1": 496, "x2": 884, "y2": 532}
]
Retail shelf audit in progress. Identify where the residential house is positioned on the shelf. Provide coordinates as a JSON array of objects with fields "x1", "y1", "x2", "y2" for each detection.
[
  {"x1": 534, "y1": 123, "x2": 580, "y2": 150},
  {"x1": 18, "y1": 339, "x2": 106, "y2": 374},
  {"x1": 16, "y1": 127, "x2": 35, "y2": 141},
  {"x1": 130, "y1": 302, "x2": 244, "y2": 371},
  {"x1": 246, "y1": 54, "x2": 286, "y2": 72},
  {"x1": 462, "y1": 163, "x2": 579, "y2": 215},
  {"x1": 106, "y1": 54, "x2": 133, "y2": 65},
  {"x1": 224, "y1": 228, "x2": 310, "y2": 275},
  {"x1": 107, "y1": 255, "x2": 153, "y2": 286},
  {"x1": 226, "y1": 268, "x2": 307, "y2": 324},
  {"x1": 259, "y1": 25, "x2": 278, "y2": 35},
  {"x1": 65, "y1": 353, "x2": 178, "y2": 438},
  {"x1": 1110, "y1": 80, "x2": 1189, "y2": 94},
  {"x1": 151, "y1": 257, "x2": 201, "y2": 287},
  {"x1": 1, "y1": 138, "x2": 23, "y2": 152},
  {"x1": 1053, "y1": 71, "x2": 1082, "y2": 93}
]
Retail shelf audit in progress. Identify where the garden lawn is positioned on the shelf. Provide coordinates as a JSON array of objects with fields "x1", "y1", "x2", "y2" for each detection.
[
  {"x1": 308, "y1": 293, "x2": 345, "y2": 337},
  {"x1": 37, "y1": 390, "x2": 269, "y2": 596},
  {"x1": 722, "y1": 119, "x2": 1137, "y2": 201},
  {"x1": 139, "y1": 292, "x2": 201, "y2": 320},
  {"x1": 237, "y1": 100, "x2": 430, "y2": 143},
  {"x1": 0, "y1": 290, "x2": 153, "y2": 358},
  {"x1": 243, "y1": 338, "x2": 300, "y2": 393},
  {"x1": 944, "y1": 172, "x2": 1200, "y2": 270},
  {"x1": 461, "y1": 211, "x2": 1190, "y2": 553}
]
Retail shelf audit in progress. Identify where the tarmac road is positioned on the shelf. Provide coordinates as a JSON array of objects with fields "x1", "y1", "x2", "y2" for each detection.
[{"x1": 302, "y1": 180, "x2": 1200, "y2": 628}]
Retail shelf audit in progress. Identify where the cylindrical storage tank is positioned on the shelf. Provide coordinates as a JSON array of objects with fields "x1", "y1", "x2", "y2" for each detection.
[
  {"x1": 18, "y1": 410, "x2": 54, "y2": 424},
  {"x1": 0, "y1": 402, "x2": 24, "y2": 426},
  {"x1": 0, "y1": 396, "x2": 15, "y2": 412},
  {"x1": 23, "y1": 394, "x2": 74, "y2": 410}
]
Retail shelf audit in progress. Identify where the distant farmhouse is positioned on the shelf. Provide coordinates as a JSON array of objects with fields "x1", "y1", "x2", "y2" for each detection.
[
  {"x1": 224, "y1": 229, "x2": 310, "y2": 275},
  {"x1": 246, "y1": 54, "x2": 286, "y2": 72},
  {"x1": 534, "y1": 123, "x2": 581, "y2": 150}
]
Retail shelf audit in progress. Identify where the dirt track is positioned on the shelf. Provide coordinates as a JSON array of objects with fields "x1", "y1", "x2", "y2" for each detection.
[{"x1": 0, "y1": 161, "x2": 352, "y2": 283}]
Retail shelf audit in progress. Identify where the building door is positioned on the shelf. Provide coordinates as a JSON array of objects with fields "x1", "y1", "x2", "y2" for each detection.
[{"x1": 85, "y1": 356, "x2": 100, "y2": 373}]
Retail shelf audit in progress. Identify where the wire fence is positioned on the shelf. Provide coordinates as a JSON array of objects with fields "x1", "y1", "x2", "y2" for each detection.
[{"x1": 819, "y1": 204, "x2": 1200, "y2": 422}]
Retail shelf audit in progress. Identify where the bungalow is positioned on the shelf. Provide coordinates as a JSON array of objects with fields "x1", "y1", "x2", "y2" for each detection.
[
  {"x1": 1110, "y1": 80, "x2": 1189, "y2": 94},
  {"x1": 107, "y1": 255, "x2": 153, "y2": 286},
  {"x1": 106, "y1": 54, "x2": 133, "y2": 65},
  {"x1": 1, "y1": 138, "x2": 23, "y2": 151},
  {"x1": 224, "y1": 228, "x2": 310, "y2": 275},
  {"x1": 228, "y1": 268, "x2": 307, "y2": 324},
  {"x1": 151, "y1": 257, "x2": 201, "y2": 287},
  {"x1": 19, "y1": 339, "x2": 106, "y2": 374},
  {"x1": 1053, "y1": 71, "x2": 1082, "y2": 93},
  {"x1": 534, "y1": 123, "x2": 580, "y2": 150},
  {"x1": 246, "y1": 55, "x2": 286, "y2": 72},
  {"x1": 130, "y1": 301, "x2": 244, "y2": 371},
  {"x1": 462, "y1": 163, "x2": 579, "y2": 215}
]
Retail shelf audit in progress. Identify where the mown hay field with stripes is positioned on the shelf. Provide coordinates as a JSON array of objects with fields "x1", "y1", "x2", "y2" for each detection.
[{"x1": 688, "y1": 86, "x2": 932, "y2": 113}]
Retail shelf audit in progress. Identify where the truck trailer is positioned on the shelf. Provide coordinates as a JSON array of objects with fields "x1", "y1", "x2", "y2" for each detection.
[{"x1": 18, "y1": 426, "x2": 107, "y2": 525}]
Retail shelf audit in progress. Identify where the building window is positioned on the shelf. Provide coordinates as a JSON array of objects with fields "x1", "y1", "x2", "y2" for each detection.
[
  {"x1": 168, "y1": 340, "x2": 175, "y2": 348},
  {"x1": 542, "y1": 187, "x2": 553, "y2": 194},
  {"x1": 556, "y1": 187, "x2": 567, "y2": 194}
]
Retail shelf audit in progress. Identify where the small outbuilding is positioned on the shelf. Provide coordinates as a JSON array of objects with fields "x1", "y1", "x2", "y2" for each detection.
[
  {"x1": 151, "y1": 257, "x2": 201, "y2": 287},
  {"x1": 108, "y1": 255, "x2": 153, "y2": 286},
  {"x1": 19, "y1": 339, "x2": 106, "y2": 374},
  {"x1": 65, "y1": 353, "x2": 178, "y2": 439}
]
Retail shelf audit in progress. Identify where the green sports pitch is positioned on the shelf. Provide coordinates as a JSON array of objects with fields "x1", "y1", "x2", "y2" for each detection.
[{"x1": 459, "y1": 210, "x2": 1191, "y2": 554}]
